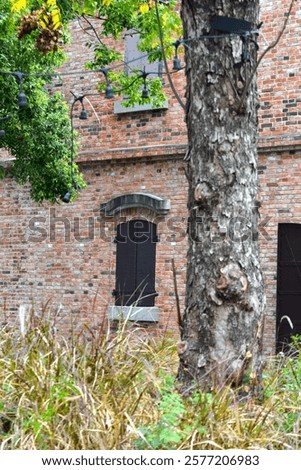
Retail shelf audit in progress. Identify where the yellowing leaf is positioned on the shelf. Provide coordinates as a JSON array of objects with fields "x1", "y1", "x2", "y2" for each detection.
[
  {"x1": 161, "y1": 12, "x2": 167, "y2": 26},
  {"x1": 40, "y1": 0, "x2": 61, "y2": 30},
  {"x1": 101, "y1": 0, "x2": 113, "y2": 6},
  {"x1": 11, "y1": 0, "x2": 27, "y2": 13},
  {"x1": 151, "y1": 39, "x2": 160, "y2": 49},
  {"x1": 139, "y1": 4, "x2": 149, "y2": 14},
  {"x1": 39, "y1": 19, "x2": 48, "y2": 29},
  {"x1": 52, "y1": 10, "x2": 61, "y2": 29}
]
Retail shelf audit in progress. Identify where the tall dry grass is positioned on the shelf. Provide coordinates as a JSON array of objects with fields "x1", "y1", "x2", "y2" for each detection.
[{"x1": 0, "y1": 309, "x2": 300, "y2": 449}]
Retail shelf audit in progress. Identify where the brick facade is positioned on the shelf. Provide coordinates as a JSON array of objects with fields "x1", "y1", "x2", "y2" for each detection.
[
  {"x1": 1, "y1": 1, "x2": 301, "y2": 352},
  {"x1": 257, "y1": 0, "x2": 301, "y2": 353}
]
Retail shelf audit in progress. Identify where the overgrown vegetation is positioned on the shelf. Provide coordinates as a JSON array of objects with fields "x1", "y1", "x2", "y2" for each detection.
[
  {"x1": 0, "y1": 0, "x2": 85, "y2": 202},
  {"x1": 0, "y1": 310, "x2": 300, "y2": 449},
  {"x1": 0, "y1": 0, "x2": 181, "y2": 201}
]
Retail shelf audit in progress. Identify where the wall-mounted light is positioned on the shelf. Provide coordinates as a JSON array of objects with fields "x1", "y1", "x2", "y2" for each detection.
[{"x1": 61, "y1": 93, "x2": 89, "y2": 203}]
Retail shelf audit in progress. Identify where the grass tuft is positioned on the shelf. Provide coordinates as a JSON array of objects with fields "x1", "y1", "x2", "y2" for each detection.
[{"x1": 0, "y1": 310, "x2": 300, "y2": 449}]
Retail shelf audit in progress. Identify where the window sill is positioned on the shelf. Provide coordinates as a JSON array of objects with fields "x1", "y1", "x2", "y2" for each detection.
[
  {"x1": 114, "y1": 100, "x2": 168, "y2": 114},
  {"x1": 107, "y1": 305, "x2": 160, "y2": 322}
]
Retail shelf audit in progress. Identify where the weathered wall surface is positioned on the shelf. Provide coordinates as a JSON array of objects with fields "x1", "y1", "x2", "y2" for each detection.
[
  {"x1": 1, "y1": 1, "x2": 301, "y2": 352},
  {"x1": 0, "y1": 156, "x2": 188, "y2": 335},
  {"x1": 257, "y1": 0, "x2": 301, "y2": 353}
]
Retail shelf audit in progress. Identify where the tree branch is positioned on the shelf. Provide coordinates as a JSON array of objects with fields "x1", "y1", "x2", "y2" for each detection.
[
  {"x1": 78, "y1": 14, "x2": 104, "y2": 45},
  {"x1": 154, "y1": 0, "x2": 185, "y2": 110},
  {"x1": 237, "y1": 0, "x2": 296, "y2": 113}
]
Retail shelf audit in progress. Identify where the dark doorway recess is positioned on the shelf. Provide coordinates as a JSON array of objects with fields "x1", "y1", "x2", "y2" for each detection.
[{"x1": 276, "y1": 223, "x2": 301, "y2": 352}]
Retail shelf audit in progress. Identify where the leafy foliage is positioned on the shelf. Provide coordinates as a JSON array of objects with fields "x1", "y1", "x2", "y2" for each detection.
[
  {"x1": 0, "y1": 0, "x2": 85, "y2": 202},
  {"x1": 136, "y1": 374, "x2": 186, "y2": 449},
  {"x1": 1, "y1": 0, "x2": 181, "y2": 201}
]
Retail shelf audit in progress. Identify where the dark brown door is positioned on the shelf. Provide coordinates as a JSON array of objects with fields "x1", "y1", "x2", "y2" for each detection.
[{"x1": 277, "y1": 223, "x2": 301, "y2": 352}]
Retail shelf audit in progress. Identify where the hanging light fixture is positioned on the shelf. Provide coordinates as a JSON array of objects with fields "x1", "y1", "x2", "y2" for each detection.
[
  {"x1": 61, "y1": 182, "x2": 79, "y2": 203},
  {"x1": 141, "y1": 84, "x2": 149, "y2": 99},
  {"x1": 100, "y1": 67, "x2": 115, "y2": 99},
  {"x1": 78, "y1": 96, "x2": 88, "y2": 119},
  {"x1": 79, "y1": 108, "x2": 88, "y2": 120},
  {"x1": 173, "y1": 40, "x2": 182, "y2": 71},
  {"x1": 13, "y1": 72, "x2": 28, "y2": 108},
  {"x1": 61, "y1": 93, "x2": 89, "y2": 203},
  {"x1": 61, "y1": 190, "x2": 71, "y2": 203},
  {"x1": 105, "y1": 83, "x2": 114, "y2": 99},
  {"x1": 141, "y1": 68, "x2": 149, "y2": 99},
  {"x1": 18, "y1": 90, "x2": 28, "y2": 108}
]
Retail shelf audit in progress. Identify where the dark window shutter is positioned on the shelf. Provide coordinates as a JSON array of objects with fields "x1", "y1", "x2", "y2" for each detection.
[
  {"x1": 115, "y1": 220, "x2": 157, "y2": 307},
  {"x1": 135, "y1": 220, "x2": 157, "y2": 307},
  {"x1": 115, "y1": 222, "x2": 137, "y2": 306}
]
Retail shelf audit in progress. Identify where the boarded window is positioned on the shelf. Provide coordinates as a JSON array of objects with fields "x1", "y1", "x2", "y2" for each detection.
[
  {"x1": 114, "y1": 31, "x2": 167, "y2": 113},
  {"x1": 114, "y1": 220, "x2": 157, "y2": 307},
  {"x1": 276, "y1": 223, "x2": 301, "y2": 352},
  {"x1": 124, "y1": 31, "x2": 162, "y2": 77}
]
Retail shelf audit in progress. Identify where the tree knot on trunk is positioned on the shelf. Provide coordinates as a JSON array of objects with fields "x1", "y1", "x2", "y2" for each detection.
[
  {"x1": 194, "y1": 181, "x2": 219, "y2": 208},
  {"x1": 216, "y1": 262, "x2": 248, "y2": 300},
  {"x1": 177, "y1": 340, "x2": 188, "y2": 356}
]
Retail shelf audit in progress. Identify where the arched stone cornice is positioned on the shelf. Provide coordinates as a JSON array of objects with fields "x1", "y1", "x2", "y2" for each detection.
[{"x1": 100, "y1": 192, "x2": 171, "y2": 217}]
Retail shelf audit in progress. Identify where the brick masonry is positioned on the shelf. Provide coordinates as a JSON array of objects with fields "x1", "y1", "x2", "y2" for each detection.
[{"x1": 1, "y1": 0, "x2": 301, "y2": 353}]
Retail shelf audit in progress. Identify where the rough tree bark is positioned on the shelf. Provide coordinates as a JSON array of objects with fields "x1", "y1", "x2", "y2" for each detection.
[{"x1": 178, "y1": 0, "x2": 265, "y2": 389}]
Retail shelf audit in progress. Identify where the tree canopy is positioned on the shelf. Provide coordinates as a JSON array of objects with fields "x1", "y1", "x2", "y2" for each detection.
[
  {"x1": 0, "y1": 0, "x2": 181, "y2": 202},
  {"x1": 0, "y1": 0, "x2": 86, "y2": 202}
]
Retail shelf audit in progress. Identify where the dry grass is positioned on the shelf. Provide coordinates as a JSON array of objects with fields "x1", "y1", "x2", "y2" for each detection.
[{"x1": 0, "y1": 309, "x2": 300, "y2": 449}]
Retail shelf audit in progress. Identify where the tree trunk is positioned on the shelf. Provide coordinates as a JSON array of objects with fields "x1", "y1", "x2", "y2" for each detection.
[{"x1": 178, "y1": 0, "x2": 265, "y2": 390}]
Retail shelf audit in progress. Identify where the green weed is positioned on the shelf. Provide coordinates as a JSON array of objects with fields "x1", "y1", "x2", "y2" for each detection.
[{"x1": 0, "y1": 310, "x2": 300, "y2": 449}]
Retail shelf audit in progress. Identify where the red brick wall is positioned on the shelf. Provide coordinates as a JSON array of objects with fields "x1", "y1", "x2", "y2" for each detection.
[
  {"x1": 0, "y1": 156, "x2": 188, "y2": 336},
  {"x1": 257, "y1": 0, "x2": 301, "y2": 353},
  {"x1": 258, "y1": 0, "x2": 301, "y2": 148},
  {"x1": 0, "y1": 15, "x2": 188, "y2": 336},
  {"x1": 1, "y1": 1, "x2": 301, "y2": 353},
  {"x1": 52, "y1": 18, "x2": 187, "y2": 161}
]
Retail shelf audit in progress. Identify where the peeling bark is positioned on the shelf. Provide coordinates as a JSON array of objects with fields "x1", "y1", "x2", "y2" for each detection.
[{"x1": 178, "y1": 0, "x2": 265, "y2": 390}]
